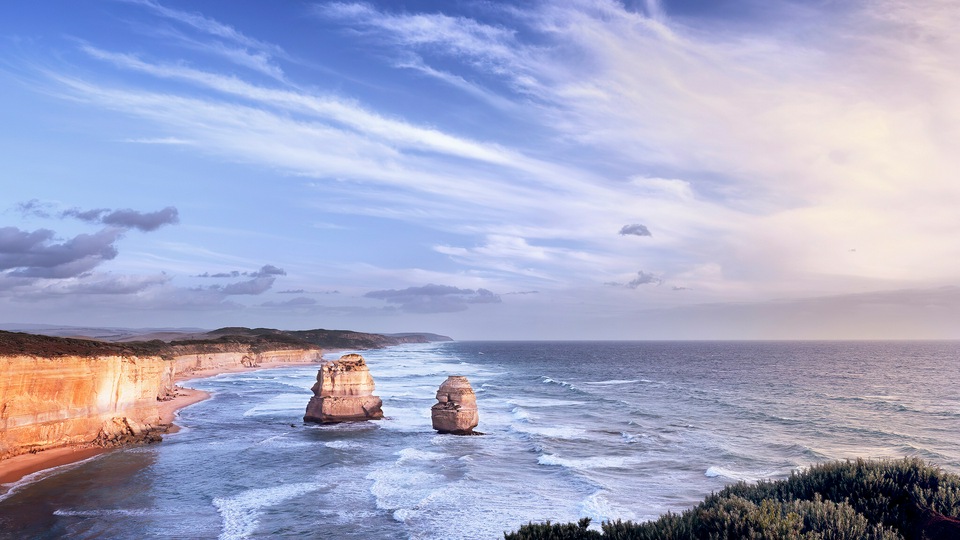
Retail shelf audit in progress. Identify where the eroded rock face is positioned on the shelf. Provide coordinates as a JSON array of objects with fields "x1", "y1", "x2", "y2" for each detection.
[
  {"x1": 0, "y1": 354, "x2": 171, "y2": 460},
  {"x1": 303, "y1": 354, "x2": 383, "y2": 423},
  {"x1": 431, "y1": 376, "x2": 479, "y2": 435},
  {"x1": 0, "y1": 338, "x2": 322, "y2": 461}
]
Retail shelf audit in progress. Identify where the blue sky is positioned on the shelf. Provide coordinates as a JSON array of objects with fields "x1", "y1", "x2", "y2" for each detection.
[{"x1": 1, "y1": 0, "x2": 958, "y2": 339}]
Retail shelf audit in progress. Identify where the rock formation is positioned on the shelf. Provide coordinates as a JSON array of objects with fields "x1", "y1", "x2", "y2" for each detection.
[
  {"x1": 431, "y1": 376, "x2": 480, "y2": 435},
  {"x1": 0, "y1": 331, "x2": 322, "y2": 461},
  {"x1": 303, "y1": 354, "x2": 383, "y2": 423}
]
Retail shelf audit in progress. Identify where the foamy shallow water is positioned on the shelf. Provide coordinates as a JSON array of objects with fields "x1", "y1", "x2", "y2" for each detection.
[{"x1": 1, "y1": 341, "x2": 959, "y2": 539}]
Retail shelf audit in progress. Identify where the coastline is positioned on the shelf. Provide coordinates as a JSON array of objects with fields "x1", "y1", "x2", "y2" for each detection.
[{"x1": 0, "y1": 356, "x2": 331, "y2": 494}]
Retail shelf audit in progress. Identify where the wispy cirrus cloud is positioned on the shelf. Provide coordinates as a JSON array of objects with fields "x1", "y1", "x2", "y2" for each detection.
[
  {"x1": 121, "y1": 136, "x2": 193, "y2": 145},
  {"x1": 122, "y1": 0, "x2": 287, "y2": 80}
]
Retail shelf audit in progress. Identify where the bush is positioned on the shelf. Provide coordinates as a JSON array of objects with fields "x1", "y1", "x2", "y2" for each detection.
[{"x1": 505, "y1": 458, "x2": 960, "y2": 540}]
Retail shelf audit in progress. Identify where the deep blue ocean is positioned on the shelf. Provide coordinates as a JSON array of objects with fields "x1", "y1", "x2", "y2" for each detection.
[{"x1": 1, "y1": 341, "x2": 958, "y2": 539}]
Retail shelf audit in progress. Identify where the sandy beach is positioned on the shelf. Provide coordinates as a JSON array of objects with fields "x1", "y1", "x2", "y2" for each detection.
[{"x1": 0, "y1": 357, "x2": 328, "y2": 492}]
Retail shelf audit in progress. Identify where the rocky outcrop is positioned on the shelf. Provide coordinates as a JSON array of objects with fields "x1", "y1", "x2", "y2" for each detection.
[
  {"x1": 303, "y1": 354, "x2": 383, "y2": 423},
  {"x1": 431, "y1": 376, "x2": 480, "y2": 435}
]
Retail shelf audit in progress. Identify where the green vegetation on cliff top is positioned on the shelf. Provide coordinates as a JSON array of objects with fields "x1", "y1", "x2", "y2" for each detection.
[
  {"x1": 0, "y1": 327, "x2": 450, "y2": 358},
  {"x1": 506, "y1": 458, "x2": 960, "y2": 540}
]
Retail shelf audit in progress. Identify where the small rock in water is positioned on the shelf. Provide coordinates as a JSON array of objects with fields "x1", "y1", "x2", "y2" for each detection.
[{"x1": 431, "y1": 376, "x2": 480, "y2": 435}]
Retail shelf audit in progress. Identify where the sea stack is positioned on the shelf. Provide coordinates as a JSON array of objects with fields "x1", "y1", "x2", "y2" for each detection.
[
  {"x1": 431, "y1": 376, "x2": 480, "y2": 435},
  {"x1": 303, "y1": 353, "x2": 383, "y2": 423}
]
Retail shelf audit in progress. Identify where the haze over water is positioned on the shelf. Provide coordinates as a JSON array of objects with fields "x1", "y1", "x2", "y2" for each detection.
[{"x1": 1, "y1": 340, "x2": 958, "y2": 539}]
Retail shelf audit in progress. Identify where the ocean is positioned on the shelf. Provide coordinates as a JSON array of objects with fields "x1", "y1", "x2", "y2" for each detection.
[{"x1": 1, "y1": 341, "x2": 958, "y2": 539}]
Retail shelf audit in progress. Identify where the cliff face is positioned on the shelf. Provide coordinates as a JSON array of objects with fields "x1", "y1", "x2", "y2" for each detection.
[
  {"x1": 0, "y1": 331, "x2": 323, "y2": 461},
  {"x1": 169, "y1": 349, "x2": 322, "y2": 378},
  {"x1": 0, "y1": 354, "x2": 172, "y2": 460}
]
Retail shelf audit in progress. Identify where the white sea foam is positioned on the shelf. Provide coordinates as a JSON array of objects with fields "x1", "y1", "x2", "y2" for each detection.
[
  {"x1": 513, "y1": 425, "x2": 588, "y2": 440},
  {"x1": 541, "y1": 377, "x2": 578, "y2": 390},
  {"x1": 397, "y1": 447, "x2": 444, "y2": 462},
  {"x1": 302, "y1": 420, "x2": 378, "y2": 433},
  {"x1": 583, "y1": 379, "x2": 641, "y2": 386},
  {"x1": 511, "y1": 407, "x2": 531, "y2": 421},
  {"x1": 252, "y1": 433, "x2": 311, "y2": 449},
  {"x1": 53, "y1": 508, "x2": 160, "y2": 517},
  {"x1": 213, "y1": 482, "x2": 321, "y2": 540},
  {"x1": 538, "y1": 453, "x2": 630, "y2": 470},
  {"x1": 380, "y1": 405, "x2": 434, "y2": 433},
  {"x1": 241, "y1": 393, "x2": 305, "y2": 417},
  {"x1": 704, "y1": 466, "x2": 773, "y2": 482},
  {"x1": 507, "y1": 398, "x2": 586, "y2": 408},
  {"x1": 393, "y1": 507, "x2": 417, "y2": 522},
  {"x1": 324, "y1": 440, "x2": 362, "y2": 450},
  {"x1": 366, "y1": 468, "x2": 442, "y2": 511},
  {"x1": 579, "y1": 491, "x2": 634, "y2": 524}
]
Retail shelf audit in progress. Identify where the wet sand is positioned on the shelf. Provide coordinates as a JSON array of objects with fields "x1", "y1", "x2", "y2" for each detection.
[{"x1": 0, "y1": 387, "x2": 211, "y2": 490}]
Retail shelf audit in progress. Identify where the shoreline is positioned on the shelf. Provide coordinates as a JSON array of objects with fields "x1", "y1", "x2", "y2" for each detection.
[{"x1": 0, "y1": 356, "x2": 333, "y2": 494}]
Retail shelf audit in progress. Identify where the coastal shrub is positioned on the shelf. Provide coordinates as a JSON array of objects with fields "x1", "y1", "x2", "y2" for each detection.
[
  {"x1": 505, "y1": 518, "x2": 600, "y2": 540},
  {"x1": 505, "y1": 458, "x2": 960, "y2": 540}
]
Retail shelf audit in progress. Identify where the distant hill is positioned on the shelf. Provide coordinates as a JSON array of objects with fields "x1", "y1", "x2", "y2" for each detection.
[
  {"x1": 0, "y1": 324, "x2": 208, "y2": 342},
  {"x1": 204, "y1": 327, "x2": 452, "y2": 349},
  {"x1": 385, "y1": 332, "x2": 454, "y2": 342},
  {"x1": 0, "y1": 326, "x2": 452, "y2": 357}
]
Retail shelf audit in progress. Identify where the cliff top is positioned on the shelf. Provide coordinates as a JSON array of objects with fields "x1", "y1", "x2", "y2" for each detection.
[
  {"x1": 0, "y1": 330, "x2": 171, "y2": 358},
  {"x1": 0, "y1": 327, "x2": 452, "y2": 358}
]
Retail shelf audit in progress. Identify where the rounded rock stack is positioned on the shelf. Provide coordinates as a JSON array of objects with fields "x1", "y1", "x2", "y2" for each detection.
[
  {"x1": 303, "y1": 353, "x2": 383, "y2": 423},
  {"x1": 431, "y1": 376, "x2": 480, "y2": 435}
]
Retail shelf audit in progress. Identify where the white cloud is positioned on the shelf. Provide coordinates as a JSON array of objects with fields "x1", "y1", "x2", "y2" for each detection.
[
  {"x1": 125, "y1": 0, "x2": 284, "y2": 55},
  {"x1": 121, "y1": 136, "x2": 193, "y2": 145}
]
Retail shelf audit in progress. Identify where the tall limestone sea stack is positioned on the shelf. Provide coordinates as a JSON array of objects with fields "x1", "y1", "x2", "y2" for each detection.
[
  {"x1": 303, "y1": 353, "x2": 383, "y2": 423},
  {"x1": 431, "y1": 376, "x2": 480, "y2": 435}
]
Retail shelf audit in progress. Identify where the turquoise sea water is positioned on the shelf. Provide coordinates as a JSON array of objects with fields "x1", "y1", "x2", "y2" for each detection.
[{"x1": 1, "y1": 341, "x2": 958, "y2": 539}]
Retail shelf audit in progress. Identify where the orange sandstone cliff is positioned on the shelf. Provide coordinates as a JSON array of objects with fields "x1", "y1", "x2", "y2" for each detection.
[
  {"x1": 0, "y1": 353, "x2": 174, "y2": 459},
  {"x1": 0, "y1": 331, "x2": 322, "y2": 461}
]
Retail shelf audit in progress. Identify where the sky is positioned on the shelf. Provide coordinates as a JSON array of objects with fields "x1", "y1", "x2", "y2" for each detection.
[{"x1": 1, "y1": 0, "x2": 958, "y2": 340}]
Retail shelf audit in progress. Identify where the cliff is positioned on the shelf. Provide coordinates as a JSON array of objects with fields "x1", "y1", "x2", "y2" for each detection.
[
  {"x1": 0, "y1": 331, "x2": 322, "y2": 461},
  {"x1": 0, "y1": 324, "x2": 450, "y2": 461},
  {"x1": 205, "y1": 327, "x2": 452, "y2": 349},
  {"x1": 0, "y1": 352, "x2": 172, "y2": 459}
]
